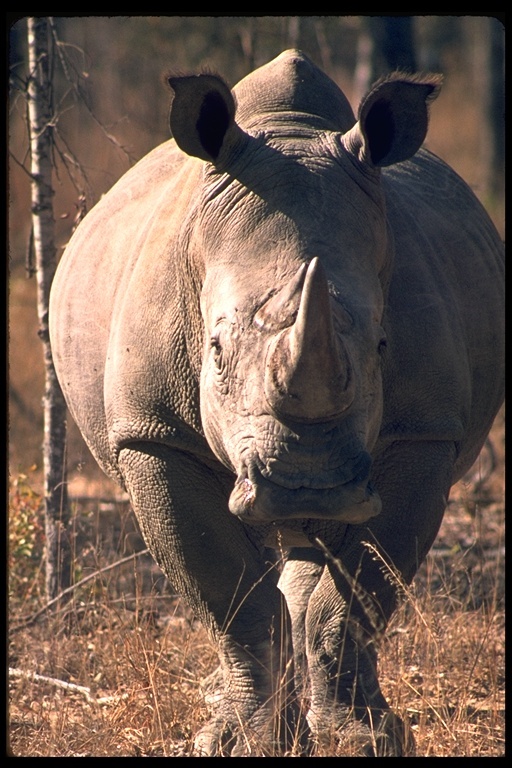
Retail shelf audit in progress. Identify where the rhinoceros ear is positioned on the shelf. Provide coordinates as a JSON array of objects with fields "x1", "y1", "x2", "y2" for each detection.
[
  {"x1": 342, "y1": 73, "x2": 442, "y2": 168},
  {"x1": 168, "y1": 73, "x2": 242, "y2": 163}
]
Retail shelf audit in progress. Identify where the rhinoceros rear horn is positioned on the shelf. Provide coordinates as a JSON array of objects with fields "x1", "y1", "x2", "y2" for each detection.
[{"x1": 168, "y1": 74, "x2": 242, "y2": 163}]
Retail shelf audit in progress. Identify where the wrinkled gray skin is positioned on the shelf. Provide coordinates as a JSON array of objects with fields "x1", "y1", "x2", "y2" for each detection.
[{"x1": 50, "y1": 51, "x2": 504, "y2": 756}]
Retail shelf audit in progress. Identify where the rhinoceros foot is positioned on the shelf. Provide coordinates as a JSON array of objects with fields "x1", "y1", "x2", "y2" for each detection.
[
  {"x1": 308, "y1": 705, "x2": 414, "y2": 757},
  {"x1": 193, "y1": 702, "x2": 309, "y2": 757},
  {"x1": 195, "y1": 668, "x2": 412, "y2": 756},
  {"x1": 194, "y1": 663, "x2": 310, "y2": 756},
  {"x1": 370, "y1": 710, "x2": 416, "y2": 757}
]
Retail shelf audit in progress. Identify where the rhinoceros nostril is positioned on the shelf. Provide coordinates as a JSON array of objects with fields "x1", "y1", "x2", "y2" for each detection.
[{"x1": 241, "y1": 477, "x2": 256, "y2": 506}]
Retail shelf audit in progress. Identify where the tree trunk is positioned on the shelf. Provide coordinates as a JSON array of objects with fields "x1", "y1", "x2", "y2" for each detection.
[
  {"x1": 27, "y1": 16, "x2": 72, "y2": 600},
  {"x1": 367, "y1": 16, "x2": 417, "y2": 76},
  {"x1": 354, "y1": 16, "x2": 417, "y2": 103},
  {"x1": 488, "y1": 17, "x2": 504, "y2": 200}
]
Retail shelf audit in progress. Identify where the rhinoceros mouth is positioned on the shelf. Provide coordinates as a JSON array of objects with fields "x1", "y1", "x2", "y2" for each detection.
[{"x1": 228, "y1": 462, "x2": 381, "y2": 525}]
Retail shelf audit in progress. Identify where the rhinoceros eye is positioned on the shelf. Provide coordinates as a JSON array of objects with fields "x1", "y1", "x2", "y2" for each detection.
[
  {"x1": 210, "y1": 333, "x2": 229, "y2": 394},
  {"x1": 210, "y1": 335, "x2": 224, "y2": 369},
  {"x1": 378, "y1": 336, "x2": 387, "y2": 355}
]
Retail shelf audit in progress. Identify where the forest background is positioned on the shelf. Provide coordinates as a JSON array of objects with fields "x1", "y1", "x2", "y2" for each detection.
[{"x1": 9, "y1": 14, "x2": 504, "y2": 485}]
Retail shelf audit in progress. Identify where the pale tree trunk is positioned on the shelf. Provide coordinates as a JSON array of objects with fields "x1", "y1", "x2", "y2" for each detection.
[
  {"x1": 27, "y1": 16, "x2": 72, "y2": 600},
  {"x1": 239, "y1": 17, "x2": 256, "y2": 71},
  {"x1": 286, "y1": 16, "x2": 303, "y2": 49}
]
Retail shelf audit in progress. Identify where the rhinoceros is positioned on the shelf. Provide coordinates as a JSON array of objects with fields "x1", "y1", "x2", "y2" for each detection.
[{"x1": 49, "y1": 50, "x2": 504, "y2": 756}]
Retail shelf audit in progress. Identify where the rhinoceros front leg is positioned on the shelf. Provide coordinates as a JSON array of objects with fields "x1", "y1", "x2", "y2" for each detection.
[
  {"x1": 277, "y1": 549, "x2": 324, "y2": 701},
  {"x1": 118, "y1": 442, "x2": 306, "y2": 756},
  {"x1": 304, "y1": 440, "x2": 457, "y2": 756}
]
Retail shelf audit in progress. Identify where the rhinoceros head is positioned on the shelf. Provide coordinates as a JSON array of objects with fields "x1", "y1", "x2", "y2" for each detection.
[{"x1": 168, "y1": 51, "x2": 440, "y2": 542}]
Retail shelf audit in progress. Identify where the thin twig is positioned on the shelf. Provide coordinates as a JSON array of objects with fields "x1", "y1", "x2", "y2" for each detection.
[
  {"x1": 9, "y1": 548, "x2": 150, "y2": 634},
  {"x1": 48, "y1": 18, "x2": 138, "y2": 165}
]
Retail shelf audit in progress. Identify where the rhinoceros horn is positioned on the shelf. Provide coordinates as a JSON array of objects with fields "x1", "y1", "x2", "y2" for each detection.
[{"x1": 264, "y1": 258, "x2": 354, "y2": 422}]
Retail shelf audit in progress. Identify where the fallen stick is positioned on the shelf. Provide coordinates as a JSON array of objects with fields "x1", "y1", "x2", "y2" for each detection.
[{"x1": 8, "y1": 667, "x2": 128, "y2": 705}]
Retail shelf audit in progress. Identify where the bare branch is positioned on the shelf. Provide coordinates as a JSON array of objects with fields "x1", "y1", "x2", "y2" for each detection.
[
  {"x1": 48, "y1": 17, "x2": 138, "y2": 165},
  {"x1": 9, "y1": 547, "x2": 150, "y2": 633}
]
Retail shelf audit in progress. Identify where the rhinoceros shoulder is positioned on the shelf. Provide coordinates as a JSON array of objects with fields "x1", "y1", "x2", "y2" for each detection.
[
  {"x1": 50, "y1": 138, "x2": 206, "y2": 481},
  {"x1": 378, "y1": 149, "x2": 504, "y2": 476}
]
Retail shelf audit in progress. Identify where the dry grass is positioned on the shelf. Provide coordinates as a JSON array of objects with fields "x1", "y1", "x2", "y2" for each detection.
[
  {"x1": 380, "y1": 488, "x2": 505, "y2": 756},
  {"x1": 8, "y1": 410, "x2": 504, "y2": 757}
]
